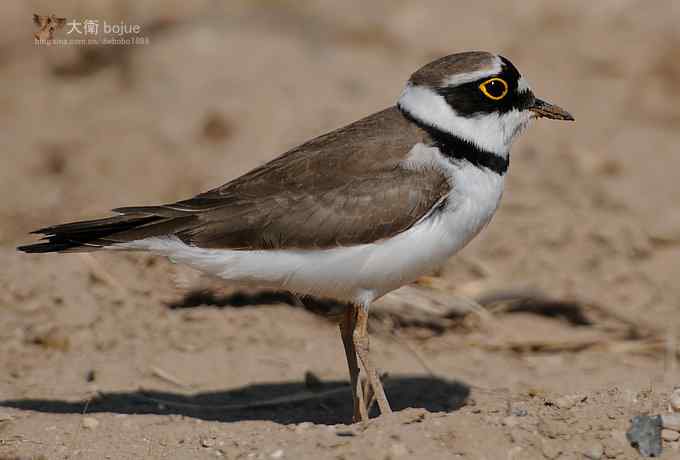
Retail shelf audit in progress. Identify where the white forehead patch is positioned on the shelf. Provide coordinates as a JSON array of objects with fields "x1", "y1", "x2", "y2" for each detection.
[{"x1": 442, "y1": 55, "x2": 503, "y2": 87}]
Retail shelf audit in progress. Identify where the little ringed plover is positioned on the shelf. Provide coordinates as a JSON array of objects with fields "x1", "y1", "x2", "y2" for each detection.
[{"x1": 19, "y1": 51, "x2": 573, "y2": 422}]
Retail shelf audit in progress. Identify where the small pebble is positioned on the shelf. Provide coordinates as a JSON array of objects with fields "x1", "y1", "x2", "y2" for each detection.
[
  {"x1": 662, "y1": 413, "x2": 680, "y2": 431},
  {"x1": 270, "y1": 449, "x2": 284, "y2": 459},
  {"x1": 626, "y1": 415, "x2": 662, "y2": 457},
  {"x1": 511, "y1": 407, "x2": 528, "y2": 417},
  {"x1": 201, "y1": 438, "x2": 215, "y2": 448},
  {"x1": 582, "y1": 442, "x2": 604, "y2": 460},
  {"x1": 81, "y1": 417, "x2": 99, "y2": 430},
  {"x1": 670, "y1": 389, "x2": 680, "y2": 412},
  {"x1": 553, "y1": 394, "x2": 586, "y2": 409},
  {"x1": 662, "y1": 429, "x2": 680, "y2": 442}
]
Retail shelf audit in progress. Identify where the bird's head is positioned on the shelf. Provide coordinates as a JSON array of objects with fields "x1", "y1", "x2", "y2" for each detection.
[{"x1": 397, "y1": 51, "x2": 573, "y2": 159}]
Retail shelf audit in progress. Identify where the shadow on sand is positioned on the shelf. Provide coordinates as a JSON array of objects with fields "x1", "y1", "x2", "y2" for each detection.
[{"x1": 1, "y1": 375, "x2": 470, "y2": 425}]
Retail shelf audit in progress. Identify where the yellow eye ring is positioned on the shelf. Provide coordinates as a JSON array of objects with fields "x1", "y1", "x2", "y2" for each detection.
[{"x1": 479, "y1": 77, "x2": 509, "y2": 100}]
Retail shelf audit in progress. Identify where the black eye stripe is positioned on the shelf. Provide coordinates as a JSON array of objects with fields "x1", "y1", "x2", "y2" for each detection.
[{"x1": 435, "y1": 57, "x2": 535, "y2": 116}]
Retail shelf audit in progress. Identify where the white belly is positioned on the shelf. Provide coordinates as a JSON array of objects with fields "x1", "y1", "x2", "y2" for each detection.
[{"x1": 122, "y1": 162, "x2": 504, "y2": 305}]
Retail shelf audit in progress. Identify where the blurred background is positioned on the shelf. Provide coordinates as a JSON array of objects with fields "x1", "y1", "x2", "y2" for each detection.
[{"x1": 2, "y1": 1, "x2": 680, "y2": 458}]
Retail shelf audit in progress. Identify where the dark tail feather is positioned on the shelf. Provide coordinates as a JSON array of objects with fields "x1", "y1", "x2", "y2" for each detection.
[{"x1": 18, "y1": 214, "x2": 166, "y2": 253}]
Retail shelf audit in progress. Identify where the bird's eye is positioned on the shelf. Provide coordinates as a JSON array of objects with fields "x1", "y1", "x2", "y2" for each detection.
[{"x1": 479, "y1": 78, "x2": 508, "y2": 100}]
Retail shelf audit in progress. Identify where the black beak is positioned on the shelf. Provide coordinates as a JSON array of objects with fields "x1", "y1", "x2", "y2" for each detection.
[{"x1": 529, "y1": 98, "x2": 574, "y2": 121}]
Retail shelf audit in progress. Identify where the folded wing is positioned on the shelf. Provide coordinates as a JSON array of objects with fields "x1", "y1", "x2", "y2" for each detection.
[{"x1": 19, "y1": 107, "x2": 449, "y2": 253}]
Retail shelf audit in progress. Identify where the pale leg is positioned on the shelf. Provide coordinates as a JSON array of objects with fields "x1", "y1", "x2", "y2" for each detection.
[
  {"x1": 339, "y1": 305, "x2": 368, "y2": 422},
  {"x1": 353, "y1": 304, "x2": 392, "y2": 416}
]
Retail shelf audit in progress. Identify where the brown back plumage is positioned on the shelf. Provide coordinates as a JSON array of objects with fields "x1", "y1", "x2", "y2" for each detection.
[{"x1": 20, "y1": 107, "x2": 450, "y2": 253}]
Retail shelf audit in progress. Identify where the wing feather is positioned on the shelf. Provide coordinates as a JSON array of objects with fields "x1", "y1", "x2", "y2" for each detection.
[{"x1": 20, "y1": 107, "x2": 450, "y2": 253}]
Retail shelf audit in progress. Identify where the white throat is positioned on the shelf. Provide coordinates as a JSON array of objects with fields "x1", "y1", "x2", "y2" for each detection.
[{"x1": 397, "y1": 83, "x2": 533, "y2": 157}]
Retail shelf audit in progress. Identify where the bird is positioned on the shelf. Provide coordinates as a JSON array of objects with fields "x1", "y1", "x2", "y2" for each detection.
[{"x1": 18, "y1": 51, "x2": 573, "y2": 423}]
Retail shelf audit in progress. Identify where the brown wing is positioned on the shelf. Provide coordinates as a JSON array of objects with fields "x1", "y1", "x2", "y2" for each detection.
[
  {"x1": 21, "y1": 107, "x2": 449, "y2": 253},
  {"x1": 168, "y1": 167, "x2": 448, "y2": 249}
]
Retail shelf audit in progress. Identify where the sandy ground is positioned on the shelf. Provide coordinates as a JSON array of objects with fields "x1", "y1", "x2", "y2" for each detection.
[{"x1": 2, "y1": 1, "x2": 680, "y2": 459}]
